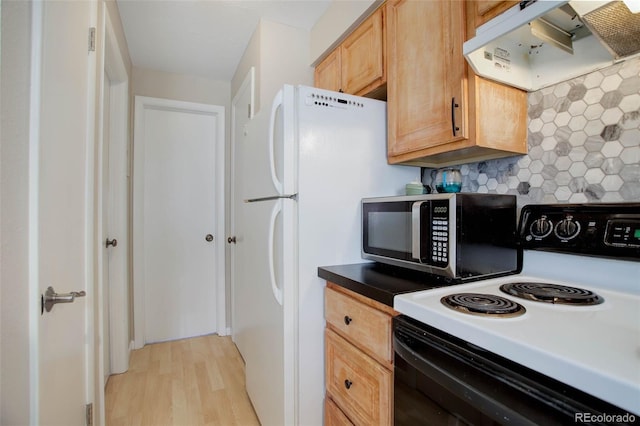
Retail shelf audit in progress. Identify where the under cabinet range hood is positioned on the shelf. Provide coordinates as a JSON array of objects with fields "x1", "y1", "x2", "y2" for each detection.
[{"x1": 464, "y1": 1, "x2": 640, "y2": 91}]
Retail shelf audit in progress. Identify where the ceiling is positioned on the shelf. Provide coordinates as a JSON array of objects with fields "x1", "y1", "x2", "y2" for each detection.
[{"x1": 116, "y1": 0, "x2": 332, "y2": 81}]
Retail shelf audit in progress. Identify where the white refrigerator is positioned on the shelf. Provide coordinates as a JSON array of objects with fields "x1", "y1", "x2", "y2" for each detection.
[{"x1": 233, "y1": 85, "x2": 418, "y2": 426}]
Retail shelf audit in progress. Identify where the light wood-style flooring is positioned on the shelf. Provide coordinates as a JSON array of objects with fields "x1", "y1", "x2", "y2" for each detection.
[{"x1": 105, "y1": 335, "x2": 260, "y2": 426}]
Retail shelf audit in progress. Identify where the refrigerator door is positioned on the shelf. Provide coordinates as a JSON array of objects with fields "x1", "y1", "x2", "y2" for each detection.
[
  {"x1": 234, "y1": 87, "x2": 297, "y2": 426},
  {"x1": 240, "y1": 196, "x2": 287, "y2": 426}
]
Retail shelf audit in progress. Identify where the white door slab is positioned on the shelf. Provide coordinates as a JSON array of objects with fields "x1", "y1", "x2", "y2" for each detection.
[
  {"x1": 133, "y1": 97, "x2": 226, "y2": 347},
  {"x1": 37, "y1": 1, "x2": 97, "y2": 424},
  {"x1": 230, "y1": 67, "x2": 254, "y2": 354}
]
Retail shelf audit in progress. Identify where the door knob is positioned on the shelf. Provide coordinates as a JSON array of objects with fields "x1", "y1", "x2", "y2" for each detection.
[
  {"x1": 41, "y1": 286, "x2": 86, "y2": 314},
  {"x1": 205, "y1": 234, "x2": 214, "y2": 242},
  {"x1": 106, "y1": 238, "x2": 118, "y2": 248},
  {"x1": 227, "y1": 236, "x2": 237, "y2": 244}
]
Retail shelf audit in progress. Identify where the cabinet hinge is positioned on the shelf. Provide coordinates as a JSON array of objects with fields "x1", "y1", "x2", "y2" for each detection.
[
  {"x1": 86, "y1": 403, "x2": 93, "y2": 426},
  {"x1": 88, "y1": 27, "x2": 96, "y2": 52}
]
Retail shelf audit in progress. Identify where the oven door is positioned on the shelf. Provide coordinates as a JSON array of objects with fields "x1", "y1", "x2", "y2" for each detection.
[{"x1": 393, "y1": 315, "x2": 635, "y2": 426}]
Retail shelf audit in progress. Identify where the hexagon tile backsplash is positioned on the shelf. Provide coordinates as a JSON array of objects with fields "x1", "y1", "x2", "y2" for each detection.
[{"x1": 422, "y1": 57, "x2": 640, "y2": 206}]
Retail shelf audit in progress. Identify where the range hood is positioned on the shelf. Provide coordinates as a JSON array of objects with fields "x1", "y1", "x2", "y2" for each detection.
[{"x1": 464, "y1": 1, "x2": 640, "y2": 91}]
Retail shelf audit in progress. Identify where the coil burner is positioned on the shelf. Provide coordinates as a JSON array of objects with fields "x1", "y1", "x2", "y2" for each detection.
[
  {"x1": 500, "y1": 283, "x2": 604, "y2": 305},
  {"x1": 441, "y1": 293, "x2": 526, "y2": 317}
]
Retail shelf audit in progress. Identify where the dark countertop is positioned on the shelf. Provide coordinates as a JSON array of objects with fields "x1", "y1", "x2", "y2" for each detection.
[{"x1": 318, "y1": 262, "x2": 457, "y2": 307}]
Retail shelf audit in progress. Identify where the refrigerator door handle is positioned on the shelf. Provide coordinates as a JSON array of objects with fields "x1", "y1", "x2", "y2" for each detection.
[
  {"x1": 268, "y1": 200, "x2": 284, "y2": 306},
  {"x1": 244, "y1": 194, "x2": 297, "y2": 203},
  {"x1": 269, "y1": 89, "x2": 284, "y2": 195}
]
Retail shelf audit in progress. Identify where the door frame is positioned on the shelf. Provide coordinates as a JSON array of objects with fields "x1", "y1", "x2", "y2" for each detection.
[
  {"x1": 132, "y1": 96, "x2": 226, "y2": 349},
  {"x1": 229, "y1": 67, "x2": 254, "y2": 337}
]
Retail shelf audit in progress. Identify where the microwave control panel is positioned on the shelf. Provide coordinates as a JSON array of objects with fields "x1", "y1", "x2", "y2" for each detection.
[{"x1": 430, "y1": 201, "x2": 450, "y2": 266}]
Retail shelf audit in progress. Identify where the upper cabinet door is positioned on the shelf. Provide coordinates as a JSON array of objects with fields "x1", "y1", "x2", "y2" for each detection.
[
  {"x1": 314, "y1": 49, "x2": 342, "y2": 93},
  {"x1": 313, "y1": 6, "x2": 386, "y2": 98},
  {"x1": 340, "y1": 8, "x2": 385, "y2": 96},
  {"x1": 387, "y1": 0, "x2": 467, "y2": 158}
]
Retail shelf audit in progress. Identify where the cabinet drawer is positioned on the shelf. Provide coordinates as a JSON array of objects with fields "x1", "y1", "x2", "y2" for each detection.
[
  {"x1": 325, "y1": 329, "x2": 392, "y2": 425},
  {"x1": 325, "y1": 287, "x2": 393, "y2": 366},
  {"x1": 325, "y1": 396, "x2": 354, "y2": 426}
]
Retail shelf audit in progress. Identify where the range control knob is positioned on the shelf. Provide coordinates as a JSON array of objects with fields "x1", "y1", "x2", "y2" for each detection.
[
  {"x1": 529, "y1": 216, "x2": 553, "y2": 238},
  {"x1": 555, "y1": 217, "x2": 581, "y2": 240}
]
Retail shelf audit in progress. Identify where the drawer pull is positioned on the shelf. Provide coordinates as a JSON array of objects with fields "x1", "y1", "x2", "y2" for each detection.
[
  {"x1": 344, "y1": 315, "x2": 352, "y2": 325},
  {"x1": 344, "y1": 379, "x2": 353, "y2": 389}
]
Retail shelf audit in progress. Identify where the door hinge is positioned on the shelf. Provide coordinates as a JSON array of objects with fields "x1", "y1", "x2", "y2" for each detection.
[
  {"x1": 248, "y1": 103, "x2": 251, "y2": 118},
  {"x1": 86, "y1": 403, "x2": 93, "y2": 426},
  {"x1": 88, "y1": 27, "x2": 96, "y2": 52}
]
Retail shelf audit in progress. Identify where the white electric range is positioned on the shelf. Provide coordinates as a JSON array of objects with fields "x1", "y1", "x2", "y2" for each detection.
[{"x1": 394, "y1": 203, "x2": 640, "y2": 422}]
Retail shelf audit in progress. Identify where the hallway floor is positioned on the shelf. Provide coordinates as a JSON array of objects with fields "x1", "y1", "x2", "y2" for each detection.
[{"x1": 105, "y1": 335, "x2": 260, "y2": 425}]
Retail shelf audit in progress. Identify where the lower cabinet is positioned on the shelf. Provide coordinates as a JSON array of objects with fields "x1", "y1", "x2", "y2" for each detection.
[
  {"x1": 325, "y1": 397, "x2": 354, "y2": 426},
  {"x1": 324, "y1": 283, "x2": 396, "y2": 425}
]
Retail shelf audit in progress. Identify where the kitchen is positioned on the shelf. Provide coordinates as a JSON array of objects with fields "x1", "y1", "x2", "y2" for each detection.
[{"x1": 1, "y1": 0, "x2": 639, "y2": 425}]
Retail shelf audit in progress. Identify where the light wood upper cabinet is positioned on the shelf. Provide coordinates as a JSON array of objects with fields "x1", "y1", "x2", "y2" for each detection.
[
  {"x1": 341, "y1": 8, "x2": 385, "y2": 95},
  {"x1": 387, "y1": 0, "x2": 466, "y2": 158},
  {"x1": 314, "y1": 49, "x2": 342, "y2": 93},
  {"x1": 386, "y1": 0, "x2": 527, "y2": 167},
  {"x1": 473, "y1": 1, "x2": 518, "y2": 29},
  {"x1": 314, "y1": 7, "x2": 386, "y2": 98}
]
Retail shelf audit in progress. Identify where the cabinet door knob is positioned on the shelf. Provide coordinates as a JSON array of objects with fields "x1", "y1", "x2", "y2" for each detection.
[
  {"x1": 344, "y1": 379, "x2": 353, "y2": 390},
  {"x1": 344, "y1": 315, "x2": 352, "y2": 325}
]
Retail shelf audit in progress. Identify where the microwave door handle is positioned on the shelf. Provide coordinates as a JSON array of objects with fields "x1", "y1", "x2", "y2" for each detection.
[{"x1": 412, "y1": 201, "x2": 424, "y2": 261}]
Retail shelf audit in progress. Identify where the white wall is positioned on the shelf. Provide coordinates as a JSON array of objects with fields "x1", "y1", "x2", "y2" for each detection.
[
  {"x1": 232, "y1": 24, "x2": 261, "y2": 112},
  {"x1": 258, "y1": 19, "x2": 314, "y2": 114},
  {"x1": 309, "y1": 0, "x2": 380, "y2": 65},
  {"x1": 1, "y1": 1, "x2": 34, "y2": 423},
  {"x1": 106, "y1": 0, "x2": 132, "y2": 73},
  {"x1": 133, "y1": 67, "x2": 230, "y2": 107},
  {"x1": 232, "y1": 19, "x2": 313, "y2": 116}
]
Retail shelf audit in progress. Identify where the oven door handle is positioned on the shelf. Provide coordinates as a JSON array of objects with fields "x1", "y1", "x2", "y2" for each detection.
[{"x1": 394, "y1": 333, "x2": 538, "y2": 426}]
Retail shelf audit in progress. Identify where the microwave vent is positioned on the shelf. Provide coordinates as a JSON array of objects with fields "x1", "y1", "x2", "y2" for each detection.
[{"x1": 581, "y1": 1, "x2": 640, "y2": 59}]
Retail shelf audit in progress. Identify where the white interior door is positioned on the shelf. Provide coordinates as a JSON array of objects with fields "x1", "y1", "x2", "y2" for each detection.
[
  {"x1": 103, "y1": 6, "x2": 130, "y2": 377},
  {"x1": 230, "y1": 67, "x2": 254, "y2": 355},
  {"x1": 102, "y1": 74, "x2": 113, "y2": 384},
  {"x1": 133, "y1": 97, "x2": 226, "y2": 347},
  {"x1": 36, "y1": 0, "x2": 97, "y2": 423}
]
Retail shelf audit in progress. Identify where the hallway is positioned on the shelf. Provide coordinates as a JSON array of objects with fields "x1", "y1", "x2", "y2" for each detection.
[{"x1": 105, "y1": 335, "x2": 260, "y2": 425}]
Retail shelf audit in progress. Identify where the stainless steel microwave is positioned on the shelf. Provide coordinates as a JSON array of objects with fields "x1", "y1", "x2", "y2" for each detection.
[{"x1": 361, "y1": 193, "x2": 520, "y2": 280}]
